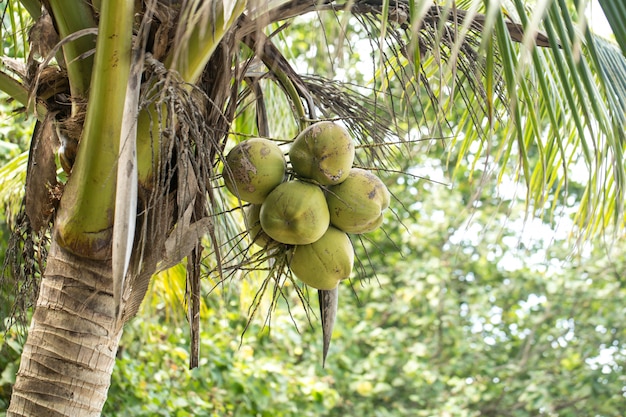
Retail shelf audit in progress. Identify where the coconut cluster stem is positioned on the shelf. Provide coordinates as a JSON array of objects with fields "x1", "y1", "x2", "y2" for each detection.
[{"x1": 273, "y1": 68, "x2": 308, "y2": 131}]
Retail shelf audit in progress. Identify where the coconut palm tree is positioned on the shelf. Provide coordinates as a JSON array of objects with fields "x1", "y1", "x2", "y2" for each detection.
[{"x1": 1, "y1": 0, "x2": 625, "y2": 415}]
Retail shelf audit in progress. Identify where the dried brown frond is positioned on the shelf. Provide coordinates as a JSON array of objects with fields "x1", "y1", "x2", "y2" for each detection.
[{"x1": 120, "y1": 29, "x2": 245, "y2": 321}]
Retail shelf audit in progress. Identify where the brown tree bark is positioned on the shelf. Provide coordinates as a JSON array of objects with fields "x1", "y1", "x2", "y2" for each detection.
[{"x1": 7, "y1": 240, "x2": 121, "y2": 417}]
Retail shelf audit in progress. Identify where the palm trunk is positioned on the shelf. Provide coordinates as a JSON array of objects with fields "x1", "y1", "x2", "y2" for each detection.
[{"x1": 7, "y1": 239, "x2": 121, "y2": 417}]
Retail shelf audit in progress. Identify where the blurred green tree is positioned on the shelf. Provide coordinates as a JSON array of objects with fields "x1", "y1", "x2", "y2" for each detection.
[{"x1": 100, "y1": 153, "x2": 626, "y2": 416}]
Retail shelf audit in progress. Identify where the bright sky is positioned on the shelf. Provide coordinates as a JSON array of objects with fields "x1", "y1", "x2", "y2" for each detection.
[{"x1": 586, "y1": 0, "x2": 614, "y2": 39}]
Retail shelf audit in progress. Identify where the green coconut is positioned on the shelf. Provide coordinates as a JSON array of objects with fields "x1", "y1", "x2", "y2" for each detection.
[
  {"x1": 290, "y1": 227, "x2": 354, "y2": 290},
  {"x1": 260, "y1": 180, "x2": 330, "y2": 245},
  {"x1": 223, "y1": 138, "x2": 286, "y2": 204},
  {"x1": 289, "y1": 121, "x2": 355, "y2": 185},
  {"x1": 326, "y1": 168, "x2": 390, "y2": 234},
  {"x1": 245, "y1": 204, "x2": 274, "y2": 248}
]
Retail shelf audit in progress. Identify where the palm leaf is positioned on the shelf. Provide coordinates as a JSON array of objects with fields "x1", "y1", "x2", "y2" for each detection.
[
  {"x1": 597, "y1": 0, "x2": 626, "y2": 57},
  {"x1": 394, "y1": 0, "x2": 626, "y2": 234}
]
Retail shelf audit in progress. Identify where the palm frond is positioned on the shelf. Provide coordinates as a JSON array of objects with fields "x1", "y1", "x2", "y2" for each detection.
[
  {"x1": 597, "y1": 0, "x2": 626, "y2": 57},
  {"x1": 402, "y1": 0, "x2": 625, "y2": 235},
  {"x1": 589, "y1": 37, "x2": 626, "y2": 125},
  {"x1": 266, "y1": 0, "x2": 625, "y2": 235},
  {"x1": 0, "y1": 0, "x2": 31, "y2": 62}
]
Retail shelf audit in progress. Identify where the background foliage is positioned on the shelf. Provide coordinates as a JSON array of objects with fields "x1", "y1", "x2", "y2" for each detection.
[
  {"x1": 96, "y1": 148, "x2": 626, "y2": 416},
  {"x1": 0, "y1": 96, "x2": 34, "y2": 413},
  {"x1": 105, "y1": 109, "x2": 625, "y2": 415}
]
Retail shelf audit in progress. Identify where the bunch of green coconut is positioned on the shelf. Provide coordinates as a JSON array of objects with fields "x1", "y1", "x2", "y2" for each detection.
[{"x1": 222, "y1": 121, "x2": 390, "y2": 291}]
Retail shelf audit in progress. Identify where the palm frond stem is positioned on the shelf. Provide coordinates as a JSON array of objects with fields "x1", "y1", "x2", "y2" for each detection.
[
  {"x1": 46, "y1": 0, "x2": 96, "y2": 100},
  {"x1": 54, "y1": 0, "x2": 134, "y2": 258}
]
